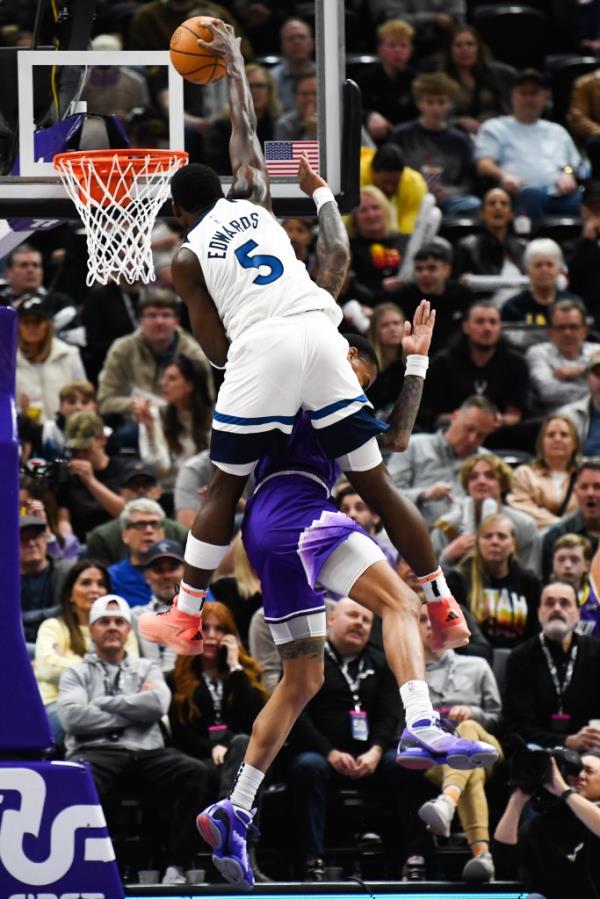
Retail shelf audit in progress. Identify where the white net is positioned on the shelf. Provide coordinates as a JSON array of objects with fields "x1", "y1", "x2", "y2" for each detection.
[{"x1": 54, "y1": 150, "x2": 188, "y2": 286}]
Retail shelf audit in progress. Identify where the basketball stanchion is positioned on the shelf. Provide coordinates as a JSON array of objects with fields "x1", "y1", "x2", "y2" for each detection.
[{"x1": 54, "y1": 148, "x2": 188, "y2": 286}]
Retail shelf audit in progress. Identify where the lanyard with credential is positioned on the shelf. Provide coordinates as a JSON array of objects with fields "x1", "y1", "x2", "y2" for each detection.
[
  {"x1": 202, "y1": 672, "x2": 224, "y2": 723},
  {"x1": 325, "y1": 641, "x2": 364, "y2": 711},
  {"x1": 540, "y1": 634, "x2": 578, "y2": 714}
]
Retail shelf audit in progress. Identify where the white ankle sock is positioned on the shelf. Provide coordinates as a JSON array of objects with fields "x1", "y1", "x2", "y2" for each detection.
[
  {"x1": 400, "y1": 679, "x2": 436, "y2": 728},
  {"x1": 230, "y1": 762, "x2": 265, "y2": 811},
  {"x1": 177, "y1": 581, "x2": 206, "y2": 615},
  {"x1": 417, "y1": 566, "x2": 451, "y2": 602}
]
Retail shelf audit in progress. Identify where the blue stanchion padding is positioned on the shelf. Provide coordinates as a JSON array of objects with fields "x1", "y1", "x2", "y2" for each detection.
[
  {"x1": 0, "y1": 307, "x2": 53, "y2": 752},
  {"x1": 0, "y1": 760, "x2": 123, "y2": 897}
]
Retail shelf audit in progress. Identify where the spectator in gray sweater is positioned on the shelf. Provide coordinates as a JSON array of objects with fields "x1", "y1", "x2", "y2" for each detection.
[
  {"x1": 387, "y1": 395, "x2": 497, "y2": 527},
  {"x1": 58, "y1": 595, "x2": 209, "y2": 886},
  {"x1": 526, "y1": 299, "x2": 596, "y2": 416}
]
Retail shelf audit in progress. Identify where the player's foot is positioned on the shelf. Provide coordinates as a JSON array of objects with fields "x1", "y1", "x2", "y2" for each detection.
[
  {"x1": 396, "y1": 717, "x2": 498, "y2": 770},
  {"x1": 137, "y1": 596, "x2": 203, "y2": 655},
  {"x1": 428, "y1": 597, "x2": 470, "y2": 651},
  {"x1": 196, "y1": 799, "x2": 256, "y2": 891}
]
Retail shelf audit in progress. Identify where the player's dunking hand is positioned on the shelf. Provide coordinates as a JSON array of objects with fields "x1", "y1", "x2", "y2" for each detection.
[
  {"x1": 195, "y1": 17, "x2": 240, "y2": 63},
  {"x1": 297, "y1": 155, "x2": 327, "y2": 196},
  {"x1": 402, "y1": 299, "x2": 436, "y2": 357}
]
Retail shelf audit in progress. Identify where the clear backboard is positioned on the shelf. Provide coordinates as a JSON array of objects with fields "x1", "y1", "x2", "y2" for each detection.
[{"x1": 0, "y1": 0, "x2": 360, "y2": 236}]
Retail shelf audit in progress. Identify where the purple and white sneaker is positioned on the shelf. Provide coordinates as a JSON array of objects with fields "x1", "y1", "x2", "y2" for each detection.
[
  {"x1": 396, "y1": 717, "x2": 498, "y2": 770},
  {"x1": 196, "y1": 798, "x2": 257, "y2": 890}
]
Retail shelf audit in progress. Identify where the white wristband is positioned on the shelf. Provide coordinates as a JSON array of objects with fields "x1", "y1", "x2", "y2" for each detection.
[
  {"x1": 404, "y1": 354, "x2": 429, "y2": 379},
  {"x1": 313, "y1": 186, "x2": 335, "y2": 214}
]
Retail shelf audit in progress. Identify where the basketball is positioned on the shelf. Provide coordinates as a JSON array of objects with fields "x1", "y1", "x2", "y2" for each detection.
[{"x1": 169, "y1": 16, "x2": 226, "y2": 85}]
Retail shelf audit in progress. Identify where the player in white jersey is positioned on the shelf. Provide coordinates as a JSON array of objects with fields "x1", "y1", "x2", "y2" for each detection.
[
  {"x1": 139, "y1": 20, "x2": 469, "y2": 671},
  {"x1": 181, "y1": 196, "x2": 342, "y2": 342}
]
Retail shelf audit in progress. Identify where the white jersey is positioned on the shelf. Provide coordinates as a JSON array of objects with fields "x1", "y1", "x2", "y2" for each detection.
[{"x1": 181, "y1": 197, "x2": 342, "y2": 342}]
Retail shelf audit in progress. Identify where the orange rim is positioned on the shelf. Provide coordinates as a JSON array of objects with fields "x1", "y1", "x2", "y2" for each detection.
[
  {"x1": 53, "y1": 148, "x2": 188, "y2": 175},
  {"x1": 53, "y1": 148, "x2": 188, "y2": 207}
]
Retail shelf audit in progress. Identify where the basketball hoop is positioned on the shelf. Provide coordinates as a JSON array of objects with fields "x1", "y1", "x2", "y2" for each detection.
[{"x1": 53, "y1": 148, "x2": 188, "y2": 286}]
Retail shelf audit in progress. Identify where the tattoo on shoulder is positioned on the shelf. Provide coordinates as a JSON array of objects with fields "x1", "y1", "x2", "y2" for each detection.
[{"x1": 279, "y1": 636, "x2": 325, "y2": 660}]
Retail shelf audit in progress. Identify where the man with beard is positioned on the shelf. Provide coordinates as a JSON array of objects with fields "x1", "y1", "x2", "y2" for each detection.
[{"x1": 502, "y1": 581, "x2": 600, "y2": 752}]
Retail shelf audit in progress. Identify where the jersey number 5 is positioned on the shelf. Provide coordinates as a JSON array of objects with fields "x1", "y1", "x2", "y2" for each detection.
[{"x1": 234, "y1": 239, "x2": 283, "y2": 286}]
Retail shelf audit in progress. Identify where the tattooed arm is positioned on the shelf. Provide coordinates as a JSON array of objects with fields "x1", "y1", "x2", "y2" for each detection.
[
  {"x1": 197, "y1": 19, "x2": 271, "y2": 210},
  {"x1": 297, "y1": 156, "x2": 350, "y2": 300},
  {"x1": 379, "y1": 300, "x2": 436, "y2": 451}
]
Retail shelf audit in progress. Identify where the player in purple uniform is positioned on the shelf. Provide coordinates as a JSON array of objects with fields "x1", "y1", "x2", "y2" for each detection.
[
  {"x1": 195, "y1": 304, "x2": 499, "y2": 890},
  {"x1": 139, "y1": 19, "x2": 470, "y2": 665}
]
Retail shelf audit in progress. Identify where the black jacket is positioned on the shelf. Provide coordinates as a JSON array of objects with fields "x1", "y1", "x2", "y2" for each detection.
[
  {"x1": 289, "y1": 641, "x2": 400, "y2": 757},
  {"x1": 419, "y1": 336, "x2": 529, "y2": 428},
  {"x1": 502, "y1": 632, "x2": 600, "y2": 748},
  {"x1": 493, "y1": 802, "x2": 600, "y2": 899},
  {"x1": 569, "y1": 236, "x2": 600, "y2": 328},
  {"x1": 454, "y1": 230, "x2": 526, "y2": 279}
]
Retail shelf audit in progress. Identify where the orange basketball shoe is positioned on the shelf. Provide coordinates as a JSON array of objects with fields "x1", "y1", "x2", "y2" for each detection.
[
  {"x1": 428, "y1": 597, "x2": 470, "y2": 651},
  {"x1": 138, "y1": 596, "x2": 204, "y2": 655}
]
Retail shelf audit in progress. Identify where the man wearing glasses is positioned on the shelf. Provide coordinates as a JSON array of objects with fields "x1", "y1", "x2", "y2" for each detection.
[
  {"x1": 527, "y1": 299, "x2": 597, "y2": 416},
  {"x1": 108, "y1": 499, "x2": 166, "y2": 607}
]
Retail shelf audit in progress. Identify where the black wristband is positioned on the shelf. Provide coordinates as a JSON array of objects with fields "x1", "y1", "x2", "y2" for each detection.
[{"x1": 560, "y1": 787, "x2": 576, "y2": 803}]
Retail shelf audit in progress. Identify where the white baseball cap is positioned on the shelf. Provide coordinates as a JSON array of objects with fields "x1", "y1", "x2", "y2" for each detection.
[{"x1": 89, "y1": 595, "x2": 132, "y2": 626}]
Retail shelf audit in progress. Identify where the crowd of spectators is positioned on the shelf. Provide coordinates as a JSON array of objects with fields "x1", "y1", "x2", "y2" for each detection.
[{"x1": 4, "y1": 0, "x2": 600, "y2": 892}]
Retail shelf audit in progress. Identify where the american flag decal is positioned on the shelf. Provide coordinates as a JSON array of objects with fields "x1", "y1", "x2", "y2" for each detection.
[{"x1": 264, "y1": 141, "x2": 320, "y2": 177}]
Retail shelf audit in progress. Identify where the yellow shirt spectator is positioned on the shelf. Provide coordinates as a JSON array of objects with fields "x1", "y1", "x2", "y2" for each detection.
[{"x1": 360, "y1": 145, "x2": 427, "y2": 235}]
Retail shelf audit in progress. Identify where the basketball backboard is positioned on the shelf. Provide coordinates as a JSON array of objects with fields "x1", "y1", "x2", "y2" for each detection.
[{"x1": 0, "y1": 0, "x2": 360, "y2": 234}]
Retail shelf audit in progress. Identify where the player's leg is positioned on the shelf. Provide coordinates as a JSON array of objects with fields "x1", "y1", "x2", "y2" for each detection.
[
  {"x1": 342, "y1": 455, "x2": 470, "y2": 651},
  {"x1": 139, "y1": 320, "x2": 302, "y2": 653},
  {"x1": 138, "y1": 467, "x2": 248, "y2": 653},
  {"x1": 196, "y1": 634, "x2": 326, "y2": 889},
  {"x1": 300, "y1": 319, "x2": 468, "y2": 650},
  {"x1": 316, "y1": 532, "x2": 498, "y2": 771}
]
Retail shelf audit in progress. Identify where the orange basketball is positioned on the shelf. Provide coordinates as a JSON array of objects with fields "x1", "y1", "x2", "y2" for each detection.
[{"x1": 169, "y1": 17, "x2": 226, "y2": 85}]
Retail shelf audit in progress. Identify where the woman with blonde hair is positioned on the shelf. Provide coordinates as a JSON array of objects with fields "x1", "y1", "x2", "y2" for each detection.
[
  {"x1": 432, "y1": 454, "x2": 539, "y2": 572},
  {"x1": 366, "y1": 301, "x2": 406, "y2": 415},
  {"x1": 507, "y1": 414, "x2": 580, "y2": 529},
  {"x1": 168, "y1": 601, "x2": 268, "y2": 797},
  {"x1": 346, "y1": 186, "x2": 407, "y2": 301},
  {"x1": 446, "y1": 514, "x2": 541, "y2": 650}
]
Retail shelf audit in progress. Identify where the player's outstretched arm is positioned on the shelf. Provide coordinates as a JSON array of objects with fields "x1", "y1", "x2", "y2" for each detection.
[
  {"x1": 197, "y1": 19, "x2": 271, "y2": 209},
  {"x1": 298, "y1": 156, "x2": 350, "y2": 300},
  {"x1": 379, "y1": 300, "x2": 435, "y2": 451},
  {"x1": 172, "y1": 248, "x2": 230, "y2": 369}
]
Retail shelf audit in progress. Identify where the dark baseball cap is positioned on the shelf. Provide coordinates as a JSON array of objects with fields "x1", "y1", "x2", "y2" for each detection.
[
  {"x1": 18, "y1": 294, "x2": 52, "y2": 319},
  {"x1": 514, "y1": 68, "x2": 548, "y2": 89},
  {"x1": 141, "y1": 539, "x2": 184, "y2": 567},
  {"x1": 121, "y1": 461, "x2": 158, "y2": 487}
]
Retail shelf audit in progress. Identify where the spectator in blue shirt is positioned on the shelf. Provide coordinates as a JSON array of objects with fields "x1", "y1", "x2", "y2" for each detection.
[
  {"x1": 108, "y1": 499, "x2": 166, "y2": 607},
  {"x1": 475, "y1": 69, "x2": 582, "y2": 221}
]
